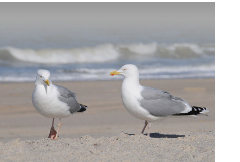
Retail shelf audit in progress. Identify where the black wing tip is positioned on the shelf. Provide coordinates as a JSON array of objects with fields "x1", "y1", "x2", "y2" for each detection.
[{"x1": 173, "y1": 106, "x2": 208, "y2": 116}]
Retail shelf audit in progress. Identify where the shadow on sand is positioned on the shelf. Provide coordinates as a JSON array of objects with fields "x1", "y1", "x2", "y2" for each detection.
[{"x1": 125, "y1": 132, "x2": 185, "y2": 139}]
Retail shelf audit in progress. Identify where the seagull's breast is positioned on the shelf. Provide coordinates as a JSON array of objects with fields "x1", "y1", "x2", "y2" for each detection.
[
  {"x1": 121, "y1": 82, "x2": 150, "y2": 120},
  {"x1": 32, "y1": 85, "x2": 71, "y2": 118}
]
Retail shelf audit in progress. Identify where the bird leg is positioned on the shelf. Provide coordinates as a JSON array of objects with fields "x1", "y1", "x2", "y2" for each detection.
[
  {"x1": 53, "y1": 119, "x2": 61, "y2": 140},
  {"x1": 146, "y1": 122, "x2": 151, "y2": 137},
  {"x1": 48, "y1": 118, "x2": 57, "y2": 139},
  {"x1": 141, "y1": 120, "x2": 148, "y2": 134}
]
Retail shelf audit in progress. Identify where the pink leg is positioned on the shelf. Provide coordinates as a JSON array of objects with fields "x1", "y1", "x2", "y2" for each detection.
[
  {"x1": 146, "y1": 122, "x2": 151, "y2": 137},
  {"x1": 141, "y1": 120, "x2": 148, "y2": 134},
  {"x1": 53, "y1": 119, "x2": 61, "y2": 140},
  {"x1": 48, "y1": 118, "x2": 57, "y2": 139}
]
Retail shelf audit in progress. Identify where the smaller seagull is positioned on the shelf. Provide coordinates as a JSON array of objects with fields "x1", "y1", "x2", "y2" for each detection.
[
  {"x1": 32, "y1": 69, "x2": 87, "y2": 139},
  {"x1": 110, "y1": 64, "x2": 209, "y2": 136}
]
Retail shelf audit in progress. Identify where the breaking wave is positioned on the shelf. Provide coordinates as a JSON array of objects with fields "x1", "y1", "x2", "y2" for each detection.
[{"x1": 0, "y1": 42, "x2": 214, "y2": 64}]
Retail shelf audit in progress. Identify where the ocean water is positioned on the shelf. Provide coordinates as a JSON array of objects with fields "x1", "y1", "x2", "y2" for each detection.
[{"x1": 0, "y1": 27, "x2": 215, "y2": 82}]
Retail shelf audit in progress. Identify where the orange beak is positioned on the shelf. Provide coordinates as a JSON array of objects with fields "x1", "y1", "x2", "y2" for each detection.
[
  {"x1": 44, "y1": 79, "x2": 50, "y2": 86},
  {"x1": 110, "y1": 71, "x2": 121, "y2": 76}
]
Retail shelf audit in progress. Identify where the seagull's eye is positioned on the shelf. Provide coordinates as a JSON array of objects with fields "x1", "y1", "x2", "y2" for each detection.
[
  {"x1": 123, "y1": 69, "x2": 126, "y2": 71},
  {"x1": 39, "y1": 75, "x2": 42, "y2": 78}
]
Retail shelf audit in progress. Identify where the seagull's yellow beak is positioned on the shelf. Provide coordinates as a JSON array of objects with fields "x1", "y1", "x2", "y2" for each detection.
[
  {"x1": 44, "y1": 79, "x2": 50, "y2": 86},
  {"x1": 110, "y1": 71, "x2": 121, "y2": 76}
]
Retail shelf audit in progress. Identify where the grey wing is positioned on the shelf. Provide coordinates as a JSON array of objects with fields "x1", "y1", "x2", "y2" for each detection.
[
  {"x1": 140, "y1": 86, "x2": 190, "y2": 116},
  {"x1": 56, "y1": 85, "x2": 81, "y2": 114}
]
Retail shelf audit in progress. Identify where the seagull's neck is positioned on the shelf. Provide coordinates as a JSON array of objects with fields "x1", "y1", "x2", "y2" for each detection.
[
  {"x1": 121, "y1": 75, "x2": 143, "y2": 103},
  {"x1": 36, "y1": 82, "x2": 53, "y2": 95},
  {"x1": 122, "y1": 75, "x2": 141, "y2": 90}
]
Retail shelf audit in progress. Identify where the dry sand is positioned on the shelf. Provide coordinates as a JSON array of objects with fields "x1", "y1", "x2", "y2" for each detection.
[{"x1": 0, "y1": 79, "x2": 215, "y2": 161}]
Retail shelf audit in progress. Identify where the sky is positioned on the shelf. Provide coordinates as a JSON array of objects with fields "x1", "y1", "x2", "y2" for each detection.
[
  {"x1": 0, "y1": 2, "x2": 215, "y2": 49},
  {"x1": 0, "y1": 2, "x2": 214, "y2": 29}
]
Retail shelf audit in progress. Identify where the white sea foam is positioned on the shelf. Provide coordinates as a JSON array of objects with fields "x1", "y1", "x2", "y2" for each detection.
[
  {"x1": 118, "y1": 42, "x2": 158, "y2": 55},
  {"x1": 0, "y1": 63, "x2": 215, "y2": 82},
  {"x1": 167, "y1": 43, "x2": 204, "y2": 55},
  {"x1": 0, "y1": 43, "x2": 214, "y2": 64},
  {"x1": 0, "y1": 44, "x2": 119, "y2": 64},
  {"x1": 139, "y1": 64, "x2": 215, "y2": 74}
]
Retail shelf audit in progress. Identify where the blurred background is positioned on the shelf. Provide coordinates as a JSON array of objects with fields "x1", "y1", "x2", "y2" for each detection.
[{"x1": 0, "y1": 2, "x2": 215, "y2": 82}]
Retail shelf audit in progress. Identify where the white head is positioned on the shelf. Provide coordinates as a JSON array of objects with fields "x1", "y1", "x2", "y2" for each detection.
[
  {"x1": 110, "y1": 64, "x2": 139, "y2": 79},
  {"x1": 35, "y1": 69, "x2": 51, "y2": 86}
]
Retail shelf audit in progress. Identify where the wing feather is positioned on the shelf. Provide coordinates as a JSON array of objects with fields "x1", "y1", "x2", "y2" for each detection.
[{"x1": 140, "y1": 86, "x2": 191, "y2": 116}]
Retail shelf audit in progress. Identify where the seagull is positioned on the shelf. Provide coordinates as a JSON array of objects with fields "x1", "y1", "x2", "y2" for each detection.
[
  {"x1": 32, "y1": 69, "x2": 87, "y2": 139},
  {"x1": 110, "y1": 64, "x2": 209, "y2": 136}
]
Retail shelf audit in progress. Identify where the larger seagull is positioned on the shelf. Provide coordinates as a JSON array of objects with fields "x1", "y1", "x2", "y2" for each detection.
[
  {"x1": 32, "y1": 69, "x2": 87, "y2": 139},
  {"x1": 110, "y1": 64, "x2": 208, "y2": 136}
]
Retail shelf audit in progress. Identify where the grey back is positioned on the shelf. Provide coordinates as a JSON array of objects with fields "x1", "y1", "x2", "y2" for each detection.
[
  {"x1": 56, "y1": 85, "x2": 81, "y2": 114},
  {"x1": 140, "y1": 86, "x2": 190, "y2": 116}
]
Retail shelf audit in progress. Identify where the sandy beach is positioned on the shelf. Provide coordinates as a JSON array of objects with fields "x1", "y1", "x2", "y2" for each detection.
[{"x1": 0, "y1": 78, "x2": 215, "y2": 161}]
